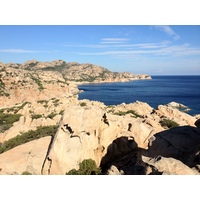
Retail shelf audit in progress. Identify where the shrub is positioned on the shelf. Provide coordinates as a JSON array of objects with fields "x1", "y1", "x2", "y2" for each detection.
[
  {"x1": 66, "y1": 159, "x2": 101, "y2": 175},
  {"x1": 47, "y1": 113, "x2": 57, "y2": 119},
  {"x1": 0, "y1": 110, "x2": 22, "y2": 132},
  {"x1": 21, "y1": 171, "x2": 32, "y2": 175},
  {"x1": 66, "y1": 169, "x2": 80, "y2": 175},
  {"x1": 31, "y1": 114, "x2": 43, "y2": 119},
  {"x1": 59, "y1": 110, "x2": 65, "y2": 115},
  {"x1": 113, "y1": 110, "x2": 142, "y2": 118},
  {"x1": 0, "y1": 125, "x2": 58, "y2": 154},
  {"x1": 80, "y1": 102, "x2": 87, "y2": 107},
  {"x1": 159, "y1": 119, "x2": 179, "y2": 129},
  {"x1": 31, "y1": 75, "x2": 44, "y2": 91}
]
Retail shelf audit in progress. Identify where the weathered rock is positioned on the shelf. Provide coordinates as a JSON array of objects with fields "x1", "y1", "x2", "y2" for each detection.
[
  {"x1": 167, "y1": 101, "x2": 190, "y2": 112},
  {"x1": 145, "y1": 126, "x2": 200, "y2": 168},
  {"x1": 41, "y1": 105, "x2": 154, "y2": 174},
  {"x1": 156, "y1": 105, "x2": 196, "y2": 126},
  {"x1": 0, "y1": 136, "x2": 51, "y2": 175},
  {"x1": 107, "y1": 165, "x2": 124, "y2": 175},
  {"x1": 142, "y1": 156, "x2": 198, "y2": 175}
]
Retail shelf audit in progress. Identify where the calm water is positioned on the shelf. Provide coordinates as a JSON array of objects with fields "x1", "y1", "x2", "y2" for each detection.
[{"x1": 78, "y1": 76, "x2": 200, "y2": 116}]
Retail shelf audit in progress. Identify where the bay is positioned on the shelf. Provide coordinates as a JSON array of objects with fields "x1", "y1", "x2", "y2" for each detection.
[{"x1": 78, "y1": 76, "x2": 200, "y2": 116}]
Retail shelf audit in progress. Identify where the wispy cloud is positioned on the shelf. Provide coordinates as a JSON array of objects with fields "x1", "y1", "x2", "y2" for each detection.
[
  {"x1": 152, "y1": 25, "x2": 180, "y2": 41},
  {"x1": 101, "y1": 38, "x2": 129, "y2": 44},
  {"x1": 0, "y1": 49, "x2": 50, "y2": 53},
  {"x1": 75, "y1": 44, "x2": 200, "y2": 57},
  {"x1": 64, "y1": 41, "x2": 170, "y2": 49}
]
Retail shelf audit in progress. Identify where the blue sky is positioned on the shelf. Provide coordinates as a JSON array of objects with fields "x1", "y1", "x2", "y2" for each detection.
[{"x1": 0, "y1": 25, "x2": 200, "y2": 75}]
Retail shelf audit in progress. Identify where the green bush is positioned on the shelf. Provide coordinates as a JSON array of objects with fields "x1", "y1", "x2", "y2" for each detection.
[
  {"x1": 0, "y1": 125, "x2": 58, "y2": 154},
  {"x1": 80, "y1": 102, "x2": 87, "y2": 107},
  {"x1": 66, "y1": 159, "x2": 101, "y2": 175},
  {"x1": 59, "y1": 110, "x2": 65, "y2": 115},
  {"x1": 31, "y1": 114, "x2": 43, "y2": 119},
  {"x1": 0, "y1": 110, "x2": 22, "y2": 132},
  {"x1": 66, "y1": 169, "x2": 80, "y2": 175},
  {"x1": 47, "y1": 113, "x2": 57, "y2": 119},
  {"x1": 113, "y1": 110, "x2": 142, "y2": 118},
  {"x1": 159, "y1": 119, "x2": 179, "y2": 129},
  {"x1": 21, "y1": 171, "x2": 32, "y2": 175}
]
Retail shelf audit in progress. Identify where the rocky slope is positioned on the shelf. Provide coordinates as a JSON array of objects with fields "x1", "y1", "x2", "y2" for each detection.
[
  {"x1": 0, "y1": 98, "x2": 199, "y2": 175},
  {"x1": 0, "y1": 60, "x2": 151, "y2": 107},
  {"x1": 0, "y1": 60, "x2": 200, "y2": 175}
]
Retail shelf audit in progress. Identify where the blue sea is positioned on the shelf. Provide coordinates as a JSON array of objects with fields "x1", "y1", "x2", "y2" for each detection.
[{"x1": 78, "y1": 76, "x2": 200, "y2": 116}]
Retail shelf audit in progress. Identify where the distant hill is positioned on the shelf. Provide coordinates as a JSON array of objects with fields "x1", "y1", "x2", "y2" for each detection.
[{"x1": 0, "y1": 60, "x2": 151, "y2": 107}]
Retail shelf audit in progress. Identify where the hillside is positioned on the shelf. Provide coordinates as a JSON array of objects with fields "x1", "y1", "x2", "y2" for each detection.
[
  {"x1": 2, "y1": 59, "x2": 151, "y2": 82},
  {"x1": 0, "y1": 60, "x2": 151, "y2": 107}
]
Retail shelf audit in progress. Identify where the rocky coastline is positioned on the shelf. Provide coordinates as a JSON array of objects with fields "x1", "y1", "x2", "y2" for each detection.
[{"x1": 0, "y1": 60, "x2": 200, "y2": 175}]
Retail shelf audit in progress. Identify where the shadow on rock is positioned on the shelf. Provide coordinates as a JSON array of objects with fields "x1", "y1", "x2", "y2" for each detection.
[
  {"x1": 100, "y1": 136, "x2": 154, "y2": 175},
  {"x1": 100, "y1": 125, "x2": 200, "y2": 175},
  {"x1": 141, "y1": 125, "x2": 200, "y2": 168}
]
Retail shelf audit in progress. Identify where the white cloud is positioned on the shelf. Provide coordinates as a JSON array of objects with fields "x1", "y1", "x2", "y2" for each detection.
[
  {"x1": 101, "y1": 38, "x2": 129, "y2": 44},
  {"x1": 75, "y1": 43, "x2": 200, "y2": 57},
  {"x1": 0, "y1": 49, "x2": 37, "y2": 53},
  {"x1": 64, "y1": 41, "x2": 170, "y2": 49},
  {"x1": 0, "y1": 49, "x2": 50, "y2": 53},
  {"x1": 152, "y1": 25, "x2": 180, "y2": 40}
]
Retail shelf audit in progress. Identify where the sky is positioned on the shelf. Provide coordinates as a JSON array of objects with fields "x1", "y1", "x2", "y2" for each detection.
[{"x1": 0, "y1": 25, "x2": 200, "y2": 75}]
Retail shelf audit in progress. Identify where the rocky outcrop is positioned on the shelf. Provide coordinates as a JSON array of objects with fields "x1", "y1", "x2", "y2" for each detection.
[
  {"x1": 0, "y1": 101, "x2": 199, "y2": 175},
  {"x1": 156, "y1": 104, "x2": 195, "y2": 126},
  {"x1": 41, "y1": 105, "x2": 155, "y2": 174},
  {"x1": 144, "y1": 126, "x2": 200, "y2": 168},
  {"x1": 0, "y1": 136, "x2": 51, "y2": 175},
  {"x1": 142, "y1": 156, "x2": 198, "y2": 175},
  {"x1": 0, "y1": 96, "x2": 78, "y2": 143}
]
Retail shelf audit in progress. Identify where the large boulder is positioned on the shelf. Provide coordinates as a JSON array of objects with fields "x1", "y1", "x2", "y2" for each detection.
[
  {"x1": 41, "y1": 105, "x2": 155, "y2": 175},
  {"x1": 145, "y1": 126, "x2": 200, "y2": 168},
  {"x1": 142, "y1": 156, "x2": 198, "y2": 175},
  {"x1": 156, "y1": 105, "x2": 196, "y2": 126}
]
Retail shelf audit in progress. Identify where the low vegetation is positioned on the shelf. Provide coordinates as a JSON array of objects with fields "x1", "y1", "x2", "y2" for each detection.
[
  {"x1": 47, "y1": 112, "x2": 57, "y2": 119},
  {"x1": 31, "y1": 114, "x2": 43, "y2": 119},
  {"x1": 66, "y1": 159, "x2": 101, "y2": 175},
  {"x1": 0, "y1": 110, "x2": 22, "y2": 132},
  {"x1": 80, "y1": 102, "x2": 87, "y2": 107},
  {"x1": 159, "y1": 119, "x2": 179, "y2": 129},
  {"x1": 21, "y1": 171, "x2": 32, "y2": 175},
  {"x1": 31, "y1": 75, "x2": 44, "y2": 91},
  {"x1": 113, "y1": 110, "x2": 143, "y2": 118},
  {"x1": 0, "y1": 125, "x2": 58, "y2": 154}
]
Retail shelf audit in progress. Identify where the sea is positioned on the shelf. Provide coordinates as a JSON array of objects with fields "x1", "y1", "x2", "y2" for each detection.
[{"x1": 78, "y1": 76, "x2": 200, "y2": 116}]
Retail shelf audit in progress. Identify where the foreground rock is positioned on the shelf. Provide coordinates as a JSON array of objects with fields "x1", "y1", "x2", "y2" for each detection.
[
  {"x1": 41, "y1": 104, "x2": 156, "y2": 174},
  {"x1": 142, "y1": 156, "x2": 198, "y2": 175},
  {"x1": 0, "y1": 136, "x2": 51, "y2": 175},
  {"x1": 0, "y1": 99, "x2": 199, "y2": 175},
  {"x1": 144, "y1": 126, "x2": 200, "y2": 168}
]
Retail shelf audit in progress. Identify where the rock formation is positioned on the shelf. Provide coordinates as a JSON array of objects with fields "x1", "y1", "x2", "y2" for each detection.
[{"x1": 0, "y1": 60, "x2": 200, "y2": 175}]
